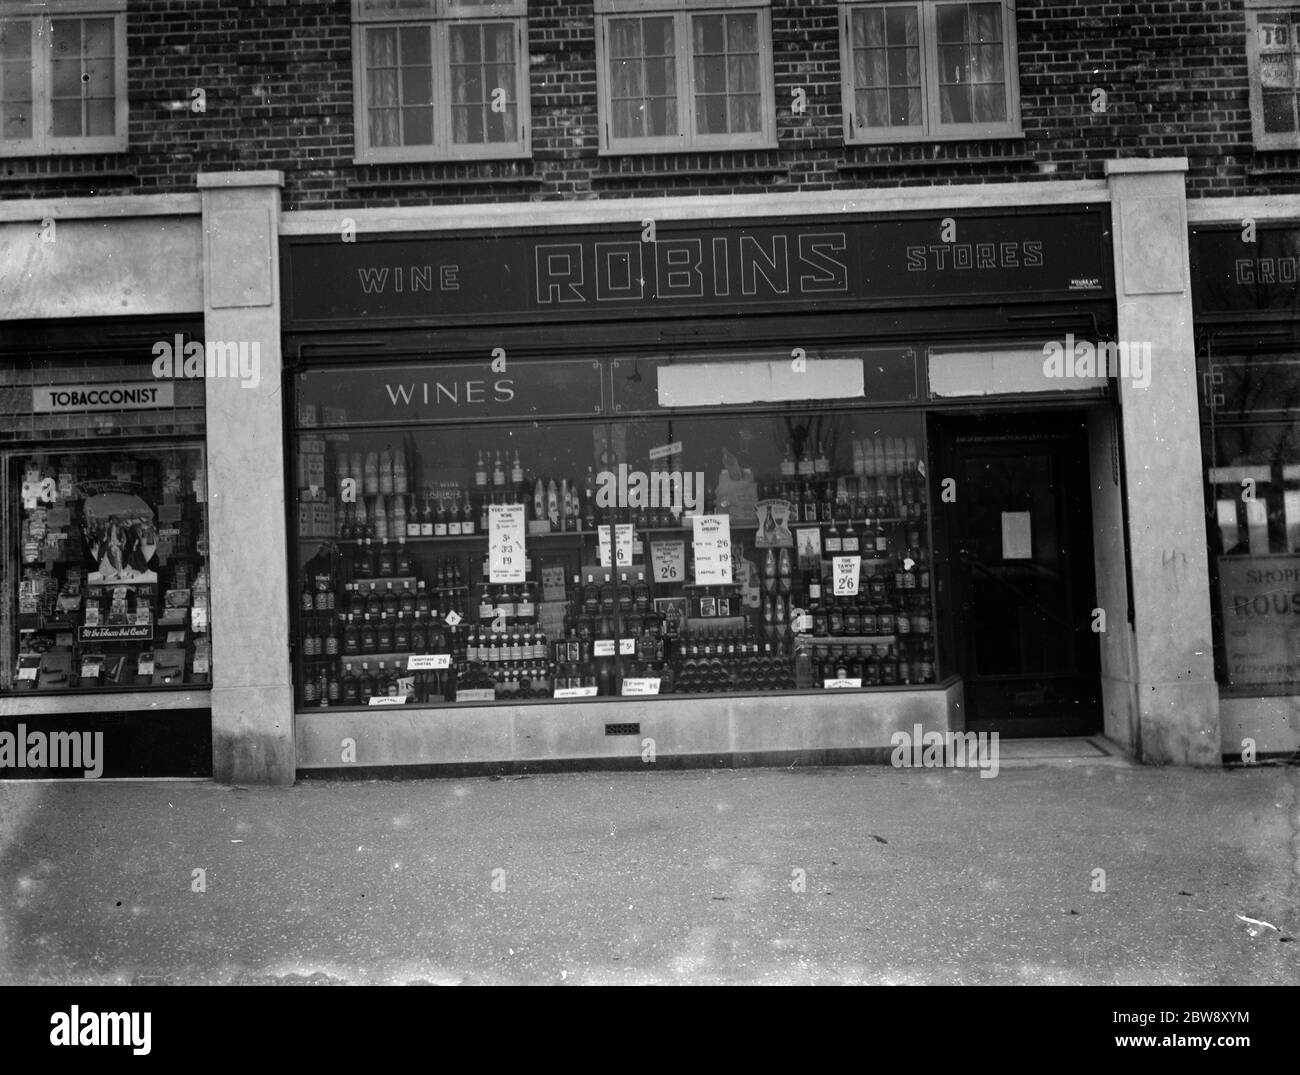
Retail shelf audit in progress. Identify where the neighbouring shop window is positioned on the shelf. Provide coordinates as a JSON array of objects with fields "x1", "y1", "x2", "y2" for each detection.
[
  {"x1": 1246, "y1": 1, "x2": 1300, "y2": 149},
  {"x1": 1201, "y1": 346, "x2": 1300, "y2": 693},
  {"x1": 595, "y1": 0, "x2": 775, "y2": 154},
  {"x1": 351, "y1": 0, "x2": 530, "y2": 163},
  {"x1": 3, "y1": 445, "x2": 211, "y2": 693},
  {"x1": 0, "y1": 0, "x2": 127, "y2": 156},
  {"x1": 291, "y1": 366, "x2": 937, "y2": 710},
  {"x1": 839, "y1": 0, "x2": 1021, "y2": 144}
]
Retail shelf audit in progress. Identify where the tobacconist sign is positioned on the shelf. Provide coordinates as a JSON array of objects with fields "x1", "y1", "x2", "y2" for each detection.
[
  {"x1": 282, "y1": 208, "x2": 1112, "y2": 329},
  {"x1": 1217, "y1": 555, "x2": 1300, "y2": 687},
  {"x1": 33, "y1": 382, "x2": 174, "y2": 414},
  {"x1": 1192, "y1": 224, "x2": 1300, "y2": 316}
]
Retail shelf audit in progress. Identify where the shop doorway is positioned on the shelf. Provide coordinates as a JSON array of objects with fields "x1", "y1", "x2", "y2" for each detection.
[{"x1": 934, "y1": 413, "x2": 1102, "y2": 736}]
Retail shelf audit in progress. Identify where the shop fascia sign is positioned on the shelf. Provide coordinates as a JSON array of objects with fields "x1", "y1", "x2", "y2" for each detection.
[{"x1": 282, "y1": 209, "x2": 1111, "y2": 326}]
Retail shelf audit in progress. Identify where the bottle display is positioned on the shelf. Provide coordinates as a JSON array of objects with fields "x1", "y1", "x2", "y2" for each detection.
[{"x1": 290, "y1": 420, "x2": 937, "y2": 709}]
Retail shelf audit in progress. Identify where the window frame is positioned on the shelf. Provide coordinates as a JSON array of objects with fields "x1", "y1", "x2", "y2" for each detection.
[
  {"x1": 838, "y1": 0, "x2": 1021, "y2": 145},
  {"x1": 1245, "y1": 0, "x2": 1300, "y2": 150},
  {"x1": 594, "y1": 0, "x2": 777, "y2": 156},
  {"x1": 350, "y1": 0, "x2": 531, "y2": 165},
  {"x1": 0, "y1": 0, "x2": 128, "y2": 158}
]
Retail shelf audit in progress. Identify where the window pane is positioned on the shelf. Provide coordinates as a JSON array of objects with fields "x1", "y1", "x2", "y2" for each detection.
[
  {"x1": 402, "y1": 105, "x2": 433, "y2": 145},
  {"x1": 86, "y1": 96, "x2": 113, "y2": 135},
  {"x1": 369, "y1": 107, "x2": 401, "y2": 146},
  {"x1": 608, "y1": 16, "x2": 677, "y2": 140},
  {"x1": 972, "y1": 83, "x2": 1005, "y2": 122},
  {"x1": 885, "y1": 6, "x2": 918, "y2": 46},
  {"x1": 1, "y1": 18, "x2": 34, "y2": 138},
  {"x1": 936, "y1": 4, "x2": 968, "y2": 43},
  {"x1": 83, "y1": 18, "x2": 114, "y2": 59},
  {"x1": 691, "y1": 12, "x2": 762, "y2": 137},
  {"x1": 450, "y1": 22, "x2": 517, "y2": 146},
  {"x1": 1263, "y1": 91, "x2": 1297, "y2": 133},
  {"x1": 52, "y1": 98, "x2": 81, "y2": 137},
  {"x1": 852, "y1": 8, "x2": 884, "y2": 48},
  {"x1": 851, "y1": 7, "x2": 919, "y2": 130}
]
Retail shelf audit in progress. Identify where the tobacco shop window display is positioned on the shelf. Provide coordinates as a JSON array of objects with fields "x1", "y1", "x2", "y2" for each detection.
[
  {"x1": 291, "y1": 402, "x2": 936, "y2": 710},
  {"x1": 5, "y1": 446, "x2": 212, "y2": 693}
]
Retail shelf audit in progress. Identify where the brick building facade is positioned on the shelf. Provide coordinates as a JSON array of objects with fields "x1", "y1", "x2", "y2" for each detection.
[{"x1": 2, "y1": 2, "x2": 1297, "y2": 782}]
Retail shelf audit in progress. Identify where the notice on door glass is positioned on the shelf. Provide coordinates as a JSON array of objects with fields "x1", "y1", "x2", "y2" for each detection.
[
  {"x1": 692, "y1": 515, "x2": 733, "y2": 584},
  {"x1": 1001, "y1": 511, "x2": 1032, "y2": 560},
  {"x1": 832, "y1": 556, "x2": 861, "y2": 596},
  {"x1": 489, "y1": 503, "x2": 527, "y2": 582},
  {"x1": 614, "y1": 524, "x2": 634, "y2": 567},
  {"x1": 651, "y1": 540, "x2": 685, "y2": 584}
]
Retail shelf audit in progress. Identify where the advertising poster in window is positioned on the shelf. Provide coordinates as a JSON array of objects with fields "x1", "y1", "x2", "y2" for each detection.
[{"x1": 1217, "y1": 555, "x2": 1300, "y2": 687}]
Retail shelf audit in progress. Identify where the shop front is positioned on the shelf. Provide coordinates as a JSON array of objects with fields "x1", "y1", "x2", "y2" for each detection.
[
  {"x1": 280, "y1": 203, "x2": 1120, "y2": 773},
  {"x1": 0, "y1": 318, "x2": 214, "y2": 777},
  {"x1": 1191, "y1": 217, "x2": 1300, "y2": 760}
]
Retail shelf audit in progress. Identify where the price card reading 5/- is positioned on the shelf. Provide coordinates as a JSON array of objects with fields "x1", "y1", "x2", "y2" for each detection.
[
  {"x1": 832, "y1": 555, "x2": 861, "y2": 596},
  {"x1": 488, "y1": 503, "x2": 527, "y2": 584}
]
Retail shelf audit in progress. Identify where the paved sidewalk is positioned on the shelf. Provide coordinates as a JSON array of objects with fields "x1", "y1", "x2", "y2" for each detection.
[{"x1": 0, "y1": 763, "x2": 1296, "y2": 985}]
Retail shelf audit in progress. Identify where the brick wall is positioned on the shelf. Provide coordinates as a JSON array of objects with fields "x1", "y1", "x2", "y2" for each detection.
[{"x1": 0, "y1": 1, "x2": 1285, "y2": 208}]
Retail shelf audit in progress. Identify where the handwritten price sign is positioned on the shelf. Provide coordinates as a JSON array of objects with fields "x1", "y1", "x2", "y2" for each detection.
[
  {"x1": 832, "y1": 556, "x2": 861, "y2": 596},
  {"x1": 489, "y1": 503, "x2": 527, "y2": 583},
  {"x1": 692, "y1": 514, "x2": 733, "y2": 584},
  {"x1": 615, "y1": 524, "x2": 634, "y2": 567},
  {"x1": 651, "y1": 540, "x2": 685, "y2": 583}
]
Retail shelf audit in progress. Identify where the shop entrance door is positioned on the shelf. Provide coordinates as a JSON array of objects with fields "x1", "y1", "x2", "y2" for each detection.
[{"x1": 938, "y1": 414, "x2": 1102, "y2": 736}]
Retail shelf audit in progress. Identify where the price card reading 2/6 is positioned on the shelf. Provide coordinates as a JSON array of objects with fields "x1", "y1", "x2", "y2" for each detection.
[
  {"x1": 832, "y1": 555, "x2": 861, "y2": 596},
  {"x1": 488, "y1": 503, "x2": 527, "y2": 583},
  {"x1": 651, "y1": 540, "x2": 685, "y2": 584},
  {"x1": 692, "y1": 514, "x2": 733, "y2": 585}
]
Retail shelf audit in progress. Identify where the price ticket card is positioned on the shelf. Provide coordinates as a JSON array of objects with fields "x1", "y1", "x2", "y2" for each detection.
[
  {"x1": 692, "y1": 514, "x2": 733, "y2": 584},
  {"x1": 593, "y1": 639, "x2": 616, "y2": 657},
  {"x1": 598, "y1": 525, "x2": 612, "y2": 568},
  {"x1": 368, "y1": 695, "x2": 408, "y2": 706},
  {"x1": 554, "y1": 686, "x2": 599, "y2": 699},
  {"x1": 614, "y1": 524, "x2": 634, "y2": 567},
  {"x1": 832, "y1": 556, "x2": 861, "y2": 596},
  {"x1": 444, "y1": 610, "x2": 461, "y2": 627},
  {"x1": 824, "y1": 678, "x2": 863, "y2": 689},
  {"x1": 488, "y1": 503, "x2": 527, "y2": 583},
  {"x1": 618, "y1": 638, "x2": 636, "y2": 656},
  {"x1": 621, "y1": 677, "x2": 661, "y2": 696},
  {"x1": 650, "y1": 540, "x2": 685, "y2": 584},
  {"x1": 407, "y1": 654, "x2": 452, "y2": 670}
]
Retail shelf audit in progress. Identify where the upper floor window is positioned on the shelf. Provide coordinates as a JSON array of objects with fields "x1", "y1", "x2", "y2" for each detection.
[
  {"x1": 1247, "y1": 1, "x2": 1300, "y2": 149},
  {"x1": 839, "y1": 1, "x2": 1020, "y2": 144},
  {"x1": 0, "y1": 0, "x2": 127, "y2": 157},
  {"x1": 595, "y1": 0, "x2": 776, "y2": 154},
  {"x1": 351, "y1": 0, "x2": 530, "y2": 163}
]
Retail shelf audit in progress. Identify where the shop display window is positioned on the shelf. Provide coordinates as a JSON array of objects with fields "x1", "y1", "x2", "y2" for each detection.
[
  {"x1": 2, "y1": 445, "x2": 211, "y2": 693},
  {"x1": 292, "y1": 376, "x2": 937, "y2": 710},
  {"x1": 1202, "y1": 410, "x2": 1300, "y2": 694}
]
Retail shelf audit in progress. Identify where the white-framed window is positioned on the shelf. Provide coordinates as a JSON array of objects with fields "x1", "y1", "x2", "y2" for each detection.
[
  {"x1": 351, "y1": 0, "x2": 530, "y2": 163},
  {"x1": 839, "y1": 0, "x2": 1020, "y2": 144},
  {"x1": 595, "y1": 0, "x2": 776, "y2": 155},
  {"x1": 0, "y1": 0, "x2": 127, "y2": 157},
  {"x1": 1246, "y1": 1, "x2": 1300, "y2": 150}
]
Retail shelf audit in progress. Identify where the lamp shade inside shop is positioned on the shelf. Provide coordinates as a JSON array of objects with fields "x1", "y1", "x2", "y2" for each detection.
[{"x1": 282, "y1": 208, "x2": 1116, "y2": 722}]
